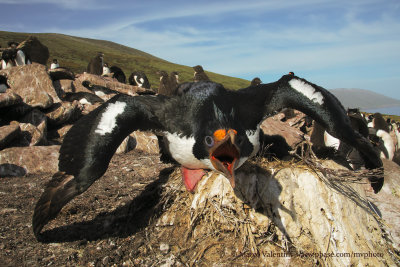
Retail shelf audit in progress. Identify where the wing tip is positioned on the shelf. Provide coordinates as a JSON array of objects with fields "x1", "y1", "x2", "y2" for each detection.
[{"x1": 32, "y1": 172, "x2": 78, "y2": 241}]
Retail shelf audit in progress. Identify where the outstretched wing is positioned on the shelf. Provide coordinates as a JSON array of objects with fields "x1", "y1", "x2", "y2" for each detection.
[
  {"x1": 236, "y1": 74, "x2": 383, "y2": 192},
  {"x1": 33, "y1": 94, "x2": 168, "y2": 239}
]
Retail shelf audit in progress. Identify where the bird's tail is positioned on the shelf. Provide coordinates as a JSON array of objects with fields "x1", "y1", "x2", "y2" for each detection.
[{"x1": 32, "y1": 172, "x2": 80, "y2": 240}]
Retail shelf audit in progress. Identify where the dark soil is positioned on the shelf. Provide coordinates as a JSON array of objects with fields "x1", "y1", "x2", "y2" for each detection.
[{"x1": 0, "y1": 150, "x2": 176, "y2": 266}]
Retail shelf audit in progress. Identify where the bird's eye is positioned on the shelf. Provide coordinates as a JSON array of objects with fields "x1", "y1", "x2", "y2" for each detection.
[{"x1": 204, "y1": 136, "x2": 214, "y2": 147}]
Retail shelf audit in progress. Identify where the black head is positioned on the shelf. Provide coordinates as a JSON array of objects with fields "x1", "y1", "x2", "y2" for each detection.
[
  {"x1": 250, "y1": 77, "x2": 262, "y2": 87},
  {"x1": 373, "y1": 113, "x2": 389, "y2": 132},
  {"x1": 190, "y1": 83, "x2": 255, "y2": 187},
  {"x1": 193, "y1": 65, "x2": 204, "y2": 72}
]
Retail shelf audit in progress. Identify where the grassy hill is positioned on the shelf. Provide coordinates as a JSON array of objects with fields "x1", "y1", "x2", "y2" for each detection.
[{"x1": 0, "y1": 31, "x2": 250, "y2": 90}]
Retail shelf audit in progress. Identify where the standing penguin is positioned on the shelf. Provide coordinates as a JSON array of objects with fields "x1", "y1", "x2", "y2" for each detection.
[
  {"x1": 128, "y1": 71, "x2": 151, "y2": 89},
  {"x1": 169, "y1": 71, "x2": 179, "y2": 94},
  {"x1": 250, "y1": 77, "x2": 262, "y2": 87},
  {"x1": 50, "y1": 59, "x2": 59, "y2": 70},
  {"x1": 109, "y1": 66, "x2": 126, "y2": 84},
  {"x1": 1, "y1": 48, "x2": 17, "y2": 69},
  {"x1": 157, "y1": 70, "x2": 174, "y2": 96},
  {"x1": 193, "y1": 65, "x2": 210, "y2": 82},
  {"x1": 15, "y1": 48, "x2": 31, "y2": 66},
  {"x1": 87, "y1": 52, "x2": 104, "y2": 75},
  {"x1": 102, "y1": 62, "x2": 111, "y2": 75},
  {"x1": 372, "y1": 113, "x2": 390, "y2": 133}
]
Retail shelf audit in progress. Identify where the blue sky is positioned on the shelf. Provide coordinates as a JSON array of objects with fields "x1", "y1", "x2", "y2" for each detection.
[{"x1": 1, "y1": 0, "x2": 400, "y2": 99}]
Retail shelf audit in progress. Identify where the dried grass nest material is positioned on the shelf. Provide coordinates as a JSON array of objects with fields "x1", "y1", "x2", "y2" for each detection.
[{"x1": 135, "y1": 158, "x2": 398, "y2": 266}]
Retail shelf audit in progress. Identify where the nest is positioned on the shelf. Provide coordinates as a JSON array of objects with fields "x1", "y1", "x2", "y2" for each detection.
[{"x1": 126, "y1": 145, "x2": 398, "y2": 266}]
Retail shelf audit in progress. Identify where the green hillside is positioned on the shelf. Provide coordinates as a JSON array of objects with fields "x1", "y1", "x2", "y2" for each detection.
[{"x1": 0, "y1": 31, "x2": 250, "y2": 90}]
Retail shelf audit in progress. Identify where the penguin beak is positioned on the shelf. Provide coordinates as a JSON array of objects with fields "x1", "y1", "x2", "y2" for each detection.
[{"x1": 209, "y1": 129, "x2": 240, "y2": 188}]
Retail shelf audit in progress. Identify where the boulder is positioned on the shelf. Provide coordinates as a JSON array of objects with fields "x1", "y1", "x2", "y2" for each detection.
[
  {"x1": 53, "y1": 79, "x2": 76, "y2": 95},
  {"x1": 0, "y1": 145, "x2": 59, "y2": 176},
  {"x1": 0, "y1": 91, "x2": 22, "y2": 108},
  {"x1": 261, "y1": 114, "x2": 304, "y2": 148},
  {"x1": 18, "y1": 122, "x2": 47, "y2": 146},
  {"x1": 45, "y1": 101, "x2": 81, "y2": 126},
  {"x1": 75, "y1": 73, "x2": 149, "y2": 95},
  {"x1": 0, "y1": 63, "x2": 60, "y2": 108},
  {"x1": 116, "y1": 131, "x2": 159, "y2": 154},
  {"x1": 17, "y1": 36, "x2": 49, "y2": 65},
  {"x1": 365, "y1": 159, "x2": 400, "y2": 251},
  {"x1": 131, "y1": 131, "x2": 159, "y2": 154},
  {"x1": 53, "y1": 124, "x2": 73, "y2": 141},
  {"x1": 0, "y1": 123, "x2": 21, "y2": 150}
]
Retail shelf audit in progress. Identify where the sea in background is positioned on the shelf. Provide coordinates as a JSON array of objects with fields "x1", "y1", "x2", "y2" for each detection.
[{"x1": 362, "y1": 106, "x2": 400, "y2": 116}]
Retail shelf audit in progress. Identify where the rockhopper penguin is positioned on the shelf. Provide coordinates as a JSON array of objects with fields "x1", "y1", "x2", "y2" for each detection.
[{"x1": 32, "y1": 75, "x2": 384, "y2": 240}]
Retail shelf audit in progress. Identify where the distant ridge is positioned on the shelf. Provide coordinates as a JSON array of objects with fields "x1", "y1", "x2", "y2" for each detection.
[{"x1": 329, "y1": 88, "x2": 400, "y2": 109}]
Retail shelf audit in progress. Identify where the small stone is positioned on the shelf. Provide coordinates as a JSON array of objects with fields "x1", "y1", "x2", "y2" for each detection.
[{"x1": 159, "y1": 243, "x2": 170, "y2": 255}]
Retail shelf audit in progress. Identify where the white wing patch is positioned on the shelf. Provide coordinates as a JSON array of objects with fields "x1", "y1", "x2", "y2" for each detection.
[
  {"x1": 79, "y1": 98, "x2": 90, "y2": 105},
  {"x1": 95, "y1": 101, "x2": 127, "y2": 135},
  {"x1": 94, "y1": 91, "x2": 106, "y2": 97},
  {"x1": 289, "y1": 79, "x2": 324, "y2": 105}
]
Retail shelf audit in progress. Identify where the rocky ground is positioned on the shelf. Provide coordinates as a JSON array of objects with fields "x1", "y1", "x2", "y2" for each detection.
[
  {"x1": 1, "y1": 149, "x2": 400, "y2": 266},
  {"x1": 0, "y1": 150, "x2": 175, "y2": 266}
]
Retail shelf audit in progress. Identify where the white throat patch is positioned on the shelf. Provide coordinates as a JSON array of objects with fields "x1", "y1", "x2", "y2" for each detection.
[
  {"x1": 289, "y1": 79, "x2": 324, "y2": 105},
  {"x1": 164, "y1": 132, "x2": 211, "y2": 170},
  {"x1": 95, "y1": 101, "x2": 127, "y2": 135}
]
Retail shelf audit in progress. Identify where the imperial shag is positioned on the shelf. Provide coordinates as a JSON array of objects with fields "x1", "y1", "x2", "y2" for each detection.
[{"x1": 32, "y1": 74, "x2": 384, "y2": 240}]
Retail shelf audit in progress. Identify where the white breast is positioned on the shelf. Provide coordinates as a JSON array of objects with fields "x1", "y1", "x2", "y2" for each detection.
[
  {"x1": 324, "y1": 131, "x2": 340, "y2": 150},
  {"x1": 376, "y1": 129, "x2": 395, "y2": 160},
  {"x1": 164, "y1": 132, "x2": 211, "y2": 169}
]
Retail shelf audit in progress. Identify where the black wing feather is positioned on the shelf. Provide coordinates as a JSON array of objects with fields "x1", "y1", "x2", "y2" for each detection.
[
  {"x1": 237, "y1": 75, "x2": 383, "y2": 192},
  {"x1": 33, "y1": 94, "x2": 167, "y2": 239}
]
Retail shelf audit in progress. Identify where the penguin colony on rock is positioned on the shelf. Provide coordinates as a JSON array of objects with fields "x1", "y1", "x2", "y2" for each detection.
[{"x1": 0, "y1": 41, "x2": 31, "y2": 70}]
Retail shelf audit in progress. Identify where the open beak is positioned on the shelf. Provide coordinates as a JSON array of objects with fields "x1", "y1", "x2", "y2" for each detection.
[{"x1": 209, "y1": 129, "x2": 240, "y2": 188}]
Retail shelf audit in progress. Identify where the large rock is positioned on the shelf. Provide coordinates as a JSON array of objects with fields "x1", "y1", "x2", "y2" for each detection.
[
  {"x1": 45, "y1": 101, "x2": 81, "y2": 125},
  {"x1": 116, "y1": 131, "x2": 159, "y2": 154},
  {"x1": 17, "y1": 36, "x2": 49, "y2": 65},
  {"x1": 145, "y1": 160, "x2": 398, "y2": 266},
  {"x1": 53, "y1": 79, "x2": 77, "y2": 95},
  {"x1": 47, "y1": 124, "x2": 73, "y2": 142},
  {"x1": 75, "y1": 73, "x2": 148, "y2": 95},
  {"x1": 18, "y1": 122, "x2": 47, "y2": 146},
  {"x1": 261, "y1": 114, "x2": 304, "y2": 147},
  {"x1": 131, "y1": 131, "x2": 159, "y2": 154},
  {"x1": 0, "y1": 63, "x2": 60, "y2": 108},
  {"x1": 0, "y1": 91, "x2": 22, "y2": 108},
  {"x1": 0, "y1": 145, "x2": 59, "y2": 176},
  {"x1": 365, "y1": 159, "x2": 400, "y2": 251},
  {"x1": 0, "y1": 123, "x2": 21, "y2": 150}
]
